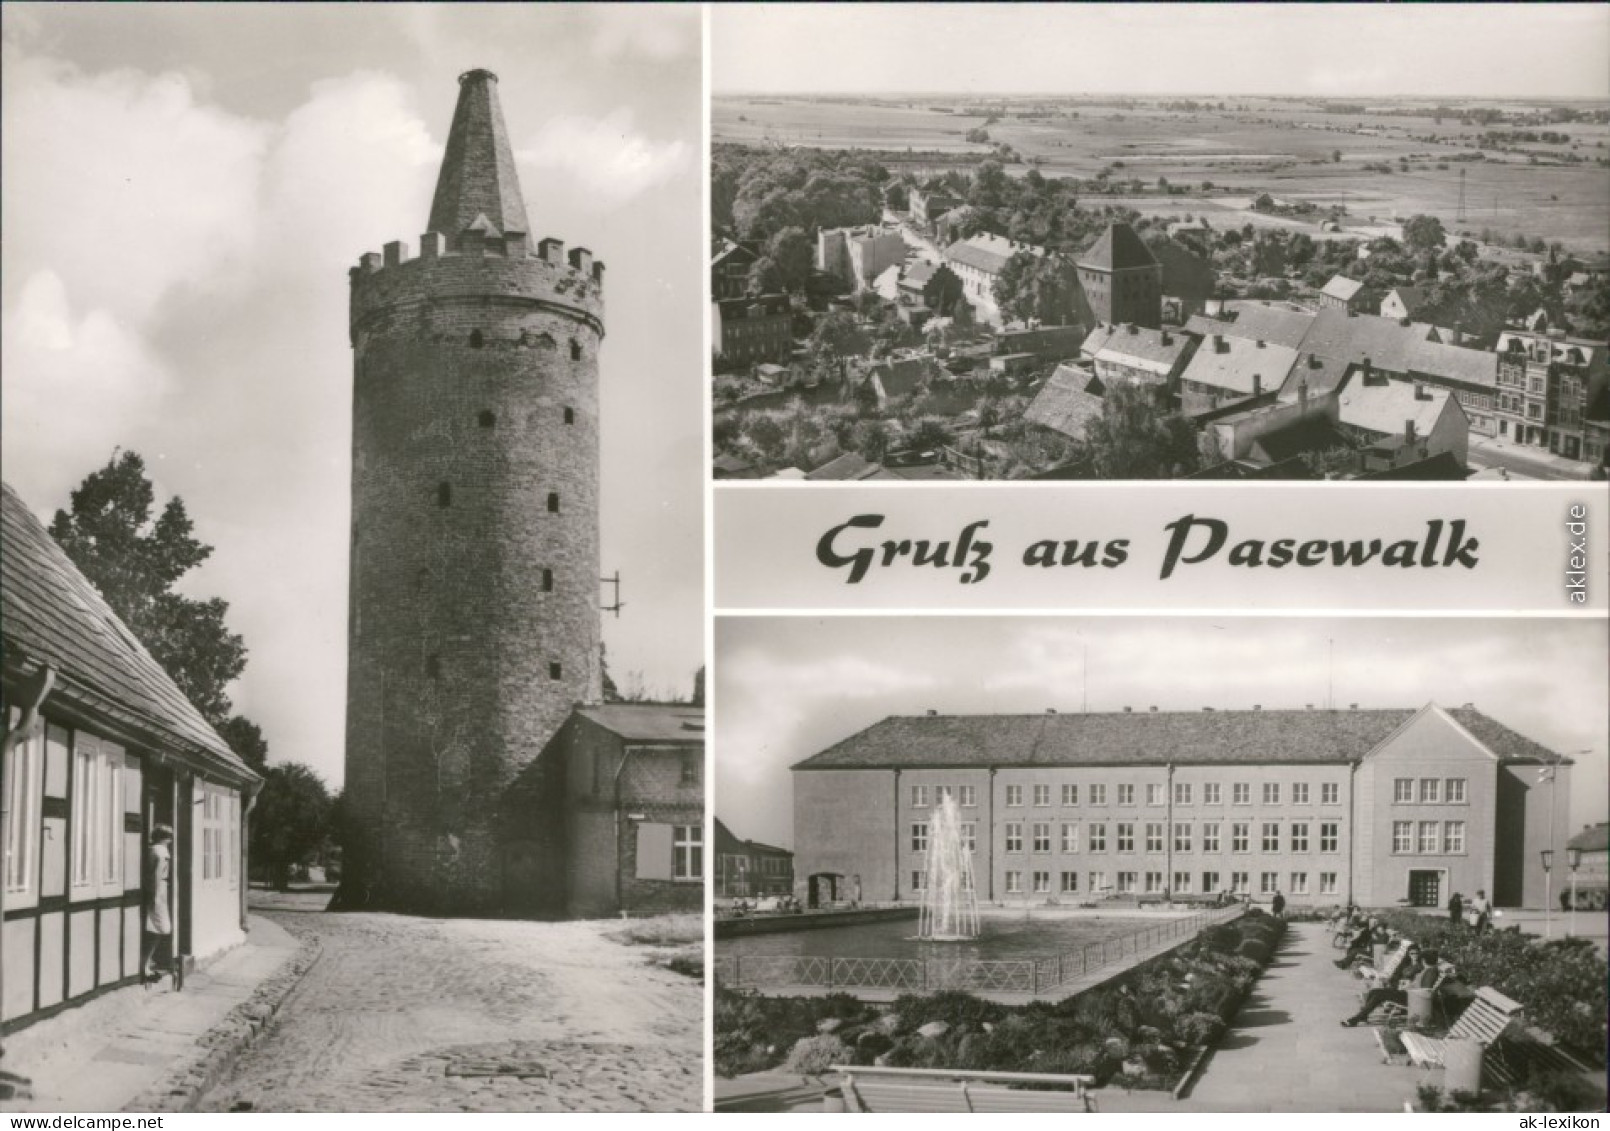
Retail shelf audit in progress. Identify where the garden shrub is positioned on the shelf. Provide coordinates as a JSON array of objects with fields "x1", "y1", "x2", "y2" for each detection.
[
  {"x1": 1236, "y1": 938, "x2": 1272, "y2": 964},
  {"x1": 783, "y1": 1033, "x2": 850, "y2": 1075}
]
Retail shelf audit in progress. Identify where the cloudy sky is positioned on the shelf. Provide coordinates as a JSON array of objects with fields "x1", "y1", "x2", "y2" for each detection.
[
  {"x1": 714, "y1": 4, "x2": 1610, "y2": 99},
  {"x1": 716, "y1": 617, "x2": 1609, "y2": 849},
  {"x1": 2, "y1": 4, "x2": 703, "y2": 787}
]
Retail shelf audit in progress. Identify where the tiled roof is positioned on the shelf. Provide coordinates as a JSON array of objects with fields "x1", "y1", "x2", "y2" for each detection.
[
  {"x1": 1024, "y1": 367, "x2": 1106, "y2": 442},
  {"x1": 717, "y1": 294, "x2": 790, "y2": 320},
  {"x1": 1084, "y1": 322, "x2": 1195, "y2": 373},
  {"x1": 806, "y1": 452, "x2": 882, "y2": 481},
  {"x1": 1179, "y1": 335, "x2": 1299, "y2": 397},
  {"x1": 1321, "y1": 275, "x2": 1365, "y2": 301},
  {"x1": 1567, "y1": 822, "x2": 1608, "y2": 854},
  {"x1": 1187, "y1": 303, "x2": 1316, "y2": 350},
  {"x1": 794, "y1": 705, "x2": 1561, "y2": 771},
  {"x1": 1, "y1": 481, "x2": 253, "y2": 782},
  {"x1": 945, "y1": 233, "x2": 1043, "y2": 276},
  {"x1": 1404, "y1": 338, "x2": 1498, "y2": 390},
  {"x1": 1077, "y1": 223, "x2": 1158, "y2": 272},
  {"x1": 1278, "y1": 352, "x2": 1352, "y2": 402},
  {"x1": 1337, "y1": 376, "x2": 1453, "y2": 438},
  {"x1": 576, "y1": 703, "x2": 705, "y2": 744},
  {"x1": 1249, "y1": 415, "x2": 1353, "y2": 463},
  {"x1": 1385, "y1": 285, "x2": 1427, "y2": 317}
]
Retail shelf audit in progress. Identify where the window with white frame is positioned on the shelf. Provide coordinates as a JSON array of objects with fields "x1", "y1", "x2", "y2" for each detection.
[
  {"x1": 1146, "y1": 783, "x2": 1165, "y2": 806},
  {"x1": 1392, "y1": 821, "x2": 1413, "y2": 853},
  {"x1": 3, "y1": 720, "x2": 44, "y2": 898},
  {"x1": 937, "y1": 785, "x2": 953, "y2": 803},
  {"x1": 911, "y1": 823, "x2": 929, "y2": 852},
  {"x1": 1004, "y1": 823, "x2": 1023, "y2": 853},
  {"x1": 1061, "y1": 823, "x2": 1078, "y2": 853},
  {"x1": 672, "y1": 825, "x2": 702, "y2": 879},
  {"x1": 1320, "y1": 822, "x2": 1339, "y2": 852},
  {"x1": 229, "y1": 793, "x2": 240, "y2": 886},
  {"x1": 1089, "y1": 784, "x2": 1107, "y2": 805},
  {"x1": 1202, "y1": 870, "x2": 1220, "y2": 893},
  {"x1": 1418, "y1": 820, "x2": 1439, "y2": 854},
  {"x1": 1005, "y1": 870, "x2": 1022, "y2": 894},
  {"x1": 1233, "y1": 783, "x2": 1250, "y2": 805},
  {"x1": 1117, "y1": 871, "x2": 1137, "y2": 893},
  {"x1": 1117, "y1": 784, "x2": 1135, "y2": 806},
  {"x1": 960, "y1": 785, "x2": 976, "y2": 807},
  {"x1": 1033, "y1": 870, "x2": 1050, "y2": 894},
  {"x1": 70, "y1": 732, "x2": 125, "y2": 898},
  {"x1": 1394, "y1": 778, "x2": 1413, "y2": 803},
  {"x1": 1204, "y1": 783, "x2": 1221, "y2": 805},
  {"x1": 1116, "y1": 822, "x2": 1134, "y2": 852},
  {"x1": 1231, "y1": 871, "x2": 1249, "y2": 893},
  {"x1": 1174, "y1": 823, "x2": 1192, "y2": 853},
  {"x1": 1292, "y1": 783, "x2": 1309, "y2": 805},
  {"x1": 1173, "y1": 871, "x2": 1192, "y2": 893},
  {"x1": 1061, "y1": 784, "x2": 1078, "y2": 806},
  {"x1": 1088, "y1": 871, "x2": 1107, "y2": 892},
  {"x1": 1033, "y1": 784, "x2": 1051, "y2": 807},
  {"x1": 1231, "y1": 823, "x2": 1249, "y2": 853},
  {"x1": 1005, "y1": 784, "x2": 1023, "y2": 807},
  {"x1": 1260, "y1": 871, "x2": 1278, "y2": 894},
  {"x1": 1419, "y1": 778, "x2": 1440, "y2": 803},
  {"x1": 1320, "y1": 872, "x2": 1338, "y2": 895},
  {"x1": 912, "y1": 784, "x2": 929, "y2": 808},
  {"x1": 1290, "y1": 872, "x2": 1308, "y2": 895},
  {"x1": 1446, "y1": 778, "x2": 1466, "y2": 804},
  {"x1": 1032, "y1": 822, "x2": 1051, "y2": 853},
  {"x1": 1203, "y1": 822, "x2": 1221, "y2": 852},
  {"x1": 1145, "y1": 871, "x2": 1164, "y2": 893},
  {"x1": 1443, "y1": 821, "x2": 1465, "y2": 854},
  {"x1": 912, "y1": 870, "x2": 926, "y2": 892},
  {"x1": 1145, "y1": 822, "x2": 1164, "y2": 853},
  {"x1": 1291, "y1": 823, "x2": 1309, "y2": 852},
  {"x1": 1174, "y1": 782, "x2": 1192, "y2": 805},
  {"x1": 1060, "y1": 871, "x2": 1078, "y2": 893},
  {"x1": 1262, "y1": 783, "x2": 1280, "y2": 805},
  {"x1": 961, "y1": 822, "x2": 977, "y2": 852},
  {"x1": 1261, "y1": 822, "x2": 1280, "y2": 853},
  {"x1": 1321, "y1": 782, "x2": 1339, "y2": 805},
  {"x1": 1089, "y1": 823, "x2": 1106, "y2": 852}
]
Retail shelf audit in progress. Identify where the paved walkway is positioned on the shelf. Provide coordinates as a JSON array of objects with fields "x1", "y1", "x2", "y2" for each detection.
[
  {"x1": 0, "y1": 915, "x2": 301, "y2": 1112},
  {"x1": 1168, "y1": 921, "x2": 1427, "y2": 1112}
]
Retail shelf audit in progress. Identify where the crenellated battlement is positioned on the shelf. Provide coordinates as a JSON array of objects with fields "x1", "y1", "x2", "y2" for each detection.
[{"x1": 350, "y1": 231, "x2": 605, "y2": 341}]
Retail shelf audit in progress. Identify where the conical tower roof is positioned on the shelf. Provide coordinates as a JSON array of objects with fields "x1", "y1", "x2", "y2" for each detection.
[{"x1": 428, "y1": 69, "x2": 531, "y2": 238}]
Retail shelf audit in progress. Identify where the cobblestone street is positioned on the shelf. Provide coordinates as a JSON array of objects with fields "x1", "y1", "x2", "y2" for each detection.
[{"x1": 201, "y1": 894, "x2": 702, "y2": 1112}]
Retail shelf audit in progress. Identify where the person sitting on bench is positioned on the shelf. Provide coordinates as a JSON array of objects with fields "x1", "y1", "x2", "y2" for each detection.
[
  {"x1": 1341, "y1": 947, "x2": 1438, "y2": 1026},
  {"x1": 1333, "y1": 916, "x2": 1381, "y2": 968}
]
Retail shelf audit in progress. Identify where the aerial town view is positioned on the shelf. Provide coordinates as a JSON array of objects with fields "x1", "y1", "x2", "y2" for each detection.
[
  {"x1": 710, "y1": 8, "x2": 1610, "y2": 483},
  {"x1": 712, "y1": 617, "x2": 1609, "y2": 1114}
]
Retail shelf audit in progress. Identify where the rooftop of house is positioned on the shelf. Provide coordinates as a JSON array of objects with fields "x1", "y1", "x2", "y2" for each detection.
[
  {"x1": 805, "y1": 452, "x2": 883, "y2": 481},
  {"x1": 1, "y1": 481, "x2": 255, "y2": 783},
  {"x1": 1567, "y1": 822, "x2": 1609, "y2": 854},
  {"x1": 1354, "y1": 451, "x2": 1469, "y2": 481},
  {"x1": 1385, "y1": 285, "x2": 1428, "y2": 316},
  {"x1": 1248, "y1": 414, "x2": 1355, "y2": 465},
  {"x1": 1321, "y1": 274, "x2": 1365, "y2": 302},
  {"x1": 945, "y1": 233, "x2": 1044, "y2": 276},
  {"x1": 1187, "y1": 303, "x2": 1316, "y2": 350},
  {"x1": 576, "y1": 703, "x2": 705, "y2": 744},
  {"x1": 1076, "y1": 223, "x2": 1158, "y2": 272},
  {"x1": 1337, "y1": 373, "x2": 1453, "y2": 438},
  {"x1": 1278, "y1": 351, "x2": 1353, "y2": 402},
  {"x1": 1082, "y1": 321, "x2": 1195, "y2": 373},
  {"x1": 793, "y1": 704, "x2": 1561, "y2": 771},
  {"x1": 1023, "y1": 366, "x2": 1107, "y2": 442},
  {"x1": 716, "y1": 294, "x2": 791, "y2": 320},
  {"x1": 1179, "y1": 334, "x2": 1300, "y2": 397},
  {"x1": 712, "y1": 239, "x2": 757, "y2": 269}
]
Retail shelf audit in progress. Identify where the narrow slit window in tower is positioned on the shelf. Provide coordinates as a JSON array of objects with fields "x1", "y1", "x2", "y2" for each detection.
[
  {"x1": 569, "y1": 339, "x2": 582, "y2": 360},
  {"x1": 547, "y1": 492, "x2": 559, "y2": 513},
  {"x1": 563, "y1": 406, "x2": 575, "y2": 425},
  {"x1": 469, "y1": 330, "x2": 484, "y2": 349},
  {"x1": 437, "y1": 482, "x2": 452, "y2": 507},
  {"x1": 542, "y1": 568, "x2": 553, "y2": 592},
  {"x1": 549, "y1": 662, "x2": 562, "y2": 681},
  {"x1": 478, "y1": 410, "x2": 496, "y2": 428}
]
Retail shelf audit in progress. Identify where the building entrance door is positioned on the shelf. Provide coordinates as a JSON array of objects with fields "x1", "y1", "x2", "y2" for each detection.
[{"x1": 1408, "y1": 870, "x2": 1442, "y2": 907}]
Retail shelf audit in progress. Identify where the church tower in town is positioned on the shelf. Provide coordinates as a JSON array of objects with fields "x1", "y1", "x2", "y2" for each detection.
[{"x1": 340, "y1": 70, "x2": 605, "y2": 914}]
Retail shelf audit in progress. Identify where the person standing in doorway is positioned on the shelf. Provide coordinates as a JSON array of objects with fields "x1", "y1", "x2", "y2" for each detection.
[
  {"x1": 143, "y1": 825, "x2": 174, "y2": 981},
  {"x1": 1447, "y1": 891, "x2": 1464, "y2": 925}
]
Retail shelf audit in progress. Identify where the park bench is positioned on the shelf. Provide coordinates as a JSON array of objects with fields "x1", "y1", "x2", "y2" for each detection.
[
  {"x1": 1398, "y1": 986, "x2": 1524, "y2": 1072},
  {"x1": 1356, "y1": 940, "x2": 1412, "y2": 990},
  {"x1": 832, "y1": 1066, "x2": 1095, "y2": 1113}
]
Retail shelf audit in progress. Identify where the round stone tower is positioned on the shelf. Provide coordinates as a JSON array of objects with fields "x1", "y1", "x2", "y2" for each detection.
[{"x1": 340, "y1": 69, "x2": 605, "y2": 915}]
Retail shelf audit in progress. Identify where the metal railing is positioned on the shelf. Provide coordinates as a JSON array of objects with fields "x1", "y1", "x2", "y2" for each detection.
[{"x1": 714, "y1": 905, "x2": 1243, "y2": 997}]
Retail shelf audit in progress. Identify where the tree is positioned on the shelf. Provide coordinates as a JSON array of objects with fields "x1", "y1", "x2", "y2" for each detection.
[
  {"x1": 50, "y1": 451, "x2": 247, "y2": 727},
  {"x1": 217, "y1": 716, "x2": 269, "y2": 773},
  {"x1": 251, "y1": 763, "x2": 334, "y2": 890},
  {"x1": 1402, "y1": 214, "x2": 1448, "y2": 253},
  {"x1": 1079, "y1": 384, "x2": 1202, "y2": 478},
  {"x1": 806, "y1": 310, "x2": 870, "y2": 380},
  {"x1": 992, "y1": 251, "x2": 1077, "y2": 325}
]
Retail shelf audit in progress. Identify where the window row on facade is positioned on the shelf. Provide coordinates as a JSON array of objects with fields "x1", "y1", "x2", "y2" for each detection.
[
  {"x1": 909, "y1": 819, "x2": 1355, "y2": 855},
  {"x1": 912, "y1": 869, "x2": 1344, "y2": 897},
  {"x1": 910, "y1": 780, "x2": 1354, "y2": 809}
]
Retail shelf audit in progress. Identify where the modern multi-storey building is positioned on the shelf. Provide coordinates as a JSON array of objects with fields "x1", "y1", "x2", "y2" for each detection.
[{"x1": 792, "y1": 704, "x2": 1570, "y2": 912}]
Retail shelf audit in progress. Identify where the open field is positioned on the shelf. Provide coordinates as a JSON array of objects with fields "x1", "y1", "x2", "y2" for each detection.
[{"x1": 714, "y1": 96, "x2": 1610, "y2": 253}]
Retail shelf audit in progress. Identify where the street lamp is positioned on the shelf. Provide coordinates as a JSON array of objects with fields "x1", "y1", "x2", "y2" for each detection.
[
  {"x1": 1540, "y1": 848, "x2": 1554, "y2": 940},
  {"x1": 1567, "y1": 846, "x2": 1583, "y2": 938}
]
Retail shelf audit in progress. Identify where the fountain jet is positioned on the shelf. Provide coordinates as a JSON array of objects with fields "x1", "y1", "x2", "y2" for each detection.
[{"x1": 918, "y1": 794, "x2": 981, "y2": 941}]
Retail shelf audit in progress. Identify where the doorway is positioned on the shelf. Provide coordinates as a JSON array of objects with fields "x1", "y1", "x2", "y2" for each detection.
[{"x1": 1408, "y1": 870, "x2": 1443, "y2": 907}]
